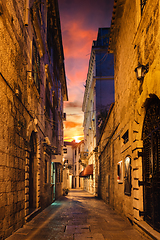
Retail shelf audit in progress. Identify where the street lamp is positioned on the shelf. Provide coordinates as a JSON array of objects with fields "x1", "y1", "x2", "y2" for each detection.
[{"x1": 135, "y1": 63, "x2": 149, "y2": 81}]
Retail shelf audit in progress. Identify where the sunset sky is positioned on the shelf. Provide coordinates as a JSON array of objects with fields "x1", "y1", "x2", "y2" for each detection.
[{"x1": 58, "y1": 0, "x2": 114, "y2": 142}]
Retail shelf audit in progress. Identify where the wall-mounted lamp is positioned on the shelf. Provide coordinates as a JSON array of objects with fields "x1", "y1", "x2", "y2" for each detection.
[{"x1": 135, "y1": 63, "x2": 149, "y2": 80}]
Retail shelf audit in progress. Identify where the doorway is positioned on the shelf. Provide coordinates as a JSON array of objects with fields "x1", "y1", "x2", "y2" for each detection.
[
  {"x1": 51, "y1": 162, "x2": 55, "y2": 201},
  {"x1": 29, "y1": 131, "x2": 37, "y2": 212},
  {"x1": 142, "y1": 97, "x2": 160, "y2": 231}
]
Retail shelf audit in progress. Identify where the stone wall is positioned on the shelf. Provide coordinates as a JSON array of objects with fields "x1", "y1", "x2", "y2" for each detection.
[
  {"x1": 98, "y1": 0, "x2": 160, "y2": 225},
  {"x1": 0, "y1": 0, "x2": 66, "y2": 238}
]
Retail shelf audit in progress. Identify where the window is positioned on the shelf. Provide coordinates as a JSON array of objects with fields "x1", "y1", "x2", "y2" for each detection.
[
  {"x1": 63, "y1": 148, "x2": 67, "y2": 154},
  {"x1": 141, "y1": 0, "x2": 147, "y2": 15},
  {"x1": 57, "y1": 168, "x2": 61, "y2": 183},
  {"x1": 45, "y1": 81, "x2": 50, "y2": 117},
  {"x1": 52, "y1": 95, "x2": 56, "y2": 137},
  {"x1": 75, "y1": 178, "x2": 77, "y2": 188},
  {"x1": 117, "y1": 161, "x2": 123, "y2": 183},
  {"x1": 45, "y1": 159, "x2": 47, "y2": 183},
  {"x1": 64, "y1": 159, "x2": 68, "y2": 164},
  {"x1": 122, "y1": 130, "x2": 129, "y2": 144},
  {"x1": 51, "y1": 162, "x2": 55, "y2": 184},
  {"x1": 124, "y1": 157, "x2": 131, "y2": 196},
  {"x1": 32, "y1": 39, "x2": 41, "y2": 93}
]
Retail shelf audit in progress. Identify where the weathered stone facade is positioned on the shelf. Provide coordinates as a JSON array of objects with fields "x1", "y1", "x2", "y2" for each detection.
[
  {"x1": 98, "y1": 0, "x2": 160, "y2": 235},
  {"x1": 82, "y1": 28, "x2": 114, "y2": 196},
  {"x1": 63, "y1": 141, "x2": 84, "y2": 190},
  {"x1": 0, "y1": 0, "x2": 67, "y2": 239}
]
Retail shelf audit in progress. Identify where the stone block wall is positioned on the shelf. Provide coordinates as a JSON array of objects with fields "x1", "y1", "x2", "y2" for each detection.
[
  {"x1": 98, "y1": 0, "x2": 160, "y2": 225},
  {"x1": 0, "y1": 0, "x2": 61, "y2": 238}
]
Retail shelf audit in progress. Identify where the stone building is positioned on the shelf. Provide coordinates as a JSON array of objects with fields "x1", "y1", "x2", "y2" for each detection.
[
  {"x1": 63, "y1": 141, "x2": 74, "y2": 190},
  {"x1": 82, "y1": 28, "x2": 114, "y2": 195},
  {"x1": 63, "y1": 141, "x2": 84, "y2": 190},
  {"x1": 98, "y1": 0, "x2": 160, "y2": 236},
  {"x1": 0, "y1": 0, "x2": 68, "y2": 239},
  {"x1": 72, "y1": 141, "x2": 84, "y2": 189}
]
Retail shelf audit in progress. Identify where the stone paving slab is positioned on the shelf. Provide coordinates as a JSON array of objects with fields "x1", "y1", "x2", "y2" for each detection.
[
  {"x1": 74, "y1": 233, "x2": 104, "y2": 240},
  {"x1": 65, "y1": 224, "x2": 90, "y2": 234},
  {"x1": 6, "y1": 190, "x2": 153, "y2": 240}
]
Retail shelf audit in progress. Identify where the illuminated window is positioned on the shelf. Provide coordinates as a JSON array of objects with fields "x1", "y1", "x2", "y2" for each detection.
[
  {"x1": 117, "y1": 161, "x2": 123, "y2": 183},
  {"x1": 51, "y1": 162, "x2": 55, "y2": 184},
  {"x1": 124, "y1": 157, "x2": 131, "y2": 196}
]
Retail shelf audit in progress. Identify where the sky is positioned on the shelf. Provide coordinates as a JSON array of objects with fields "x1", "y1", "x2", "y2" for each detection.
[{"x1": 58, "y1": 0, "x2": 114, "y2": 142}]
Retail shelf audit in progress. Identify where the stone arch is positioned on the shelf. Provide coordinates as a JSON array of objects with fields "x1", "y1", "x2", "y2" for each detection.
[
  {"x1": 141, "y1": 94, "x2": 160, "y2": 231},
  {"x1": 25, "y1": 119, "x2": 41, "y2": 218},
  {"x1": 131, "y1": 95, "x2": 157, "y2": 221}
]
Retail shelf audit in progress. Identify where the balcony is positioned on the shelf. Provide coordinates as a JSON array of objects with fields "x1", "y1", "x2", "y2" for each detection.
[{"x1": 79, "y1": 152, "x2": 88, "y2": 167}]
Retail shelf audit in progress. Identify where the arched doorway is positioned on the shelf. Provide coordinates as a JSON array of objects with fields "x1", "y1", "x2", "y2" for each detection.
[
  {"x1": 29, "y1": 131, "x2": 37, "y2": 212},
  {"x1": 142, "y1": 96, "x2": 160, "y2": 231}
]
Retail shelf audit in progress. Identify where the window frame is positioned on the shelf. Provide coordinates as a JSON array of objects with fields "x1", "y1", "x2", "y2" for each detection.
[{"x1": 124, "y1": 156, "x2": 131, "y2": 196}]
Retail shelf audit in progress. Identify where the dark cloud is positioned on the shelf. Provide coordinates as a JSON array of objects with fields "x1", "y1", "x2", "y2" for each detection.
[
  {"x1": 59, "y1": 0, "x2": 114, "y2": 30},
  {"x1": 65, "y1": 101, "x2": 82, "y2": 108}
]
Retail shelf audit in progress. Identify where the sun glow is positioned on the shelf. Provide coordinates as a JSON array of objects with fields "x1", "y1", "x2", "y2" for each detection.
[{"x1": 74, "y1": 136, "x2": 81, "y2": 143}]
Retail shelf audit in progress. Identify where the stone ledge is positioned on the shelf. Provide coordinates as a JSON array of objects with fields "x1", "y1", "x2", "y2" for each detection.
[
  {"x1": 25, "y1": 207, "x2": 41, "y2": 223},
  {"x1": 134, "y1": 219, "x2": 160, "y2": 240}
]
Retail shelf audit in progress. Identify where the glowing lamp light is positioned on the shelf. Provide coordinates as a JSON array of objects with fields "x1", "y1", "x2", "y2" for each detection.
[{"x1": 134, "y1": 63, "x2": 149, "y2": 81}]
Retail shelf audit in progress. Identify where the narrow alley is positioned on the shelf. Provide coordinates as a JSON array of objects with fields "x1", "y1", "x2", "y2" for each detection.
[{"x1": 6, "y1": 190, "x2": 151, "y2": 240}]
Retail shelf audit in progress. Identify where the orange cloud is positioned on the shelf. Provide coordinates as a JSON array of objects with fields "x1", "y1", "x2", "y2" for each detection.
[
  {"x1": 64, "y1": 121, "x2": 82, "y2": 129},
  {"x1": 59, "y1": 0, "x2": 114, "y2": 142}
]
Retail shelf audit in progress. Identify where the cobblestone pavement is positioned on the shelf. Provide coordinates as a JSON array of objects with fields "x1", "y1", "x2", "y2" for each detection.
[{"x1": 6, "y1": 190, "x2": 151, "y2": 240}]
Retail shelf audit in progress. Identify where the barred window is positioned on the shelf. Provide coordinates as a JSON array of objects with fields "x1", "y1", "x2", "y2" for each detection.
[{"x1": 141, "y1": 0, "x2": 147, "y2": 15}]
